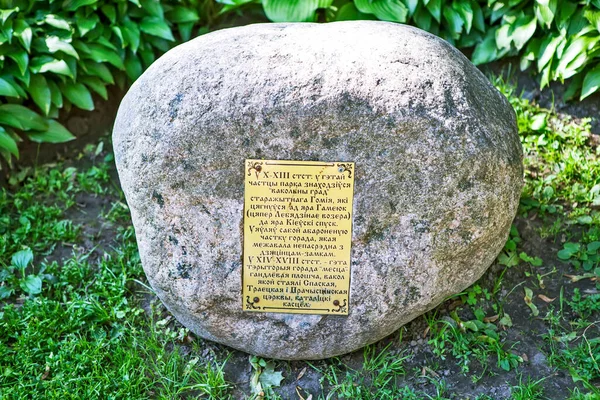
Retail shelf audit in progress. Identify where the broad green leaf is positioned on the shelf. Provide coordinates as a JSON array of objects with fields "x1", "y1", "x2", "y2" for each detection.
[
  {"x1": 86, "y1": 43, "x2": 125, "y2": 69},
  {"x1": 72, "y1": 39, "x2": 91, "y2": 55},
  {"x1": 0, "y1": 286, "x2": 13, "y2": 300},
  {"x1": 458, "y1": 30, "x2": 483, "y2": 48},
  {"x1": 453, "y1": 0, "x2": 473, "y2": 34},
  {"x1": 29, "y1": 74, "x2": 52, "y2": 115},
  {"x1": 167, "y1": 6, "x2": 200, "y2": 23},
  {"x1": 140, "y1": 0, "x2": 164, "y2": 18},
  {"x1": 425, "y1": 0, "x2": 441, "y2": 23},
  {"x1": 404, "y1": 0, "x2": 418, "y2": 16},
  {"x1": 540, "y1": 63, "x2": 551, "y2": 88},
  {"x1": 443, "y1": 5, "x2": 464, "y2": 37},
  {"x1": 0, "y1": 127, "x2": 18, "y2": 158},
  {"x1": 178, "y1": 22, "x2": 194, "y2": 42},
  {"x1": 63, "y1": 0, "x2": 98, "y2": 11},
  {"x1": 498, "y1": 251, "x2": 519, "y2": 267},
  {"x1": 530, "y1": 113, "x2": 547, "y2": 131},
  {"x1": 28, "y1": 120, "x2": 75, "y2": 143},
  {"x1": 81, "y1": 76, "x2": 108, "y2": 99},
  {"x1": 581, "y1": 65, "x2": 600, "y2": 100},
  {"x1": 567, "y1": 9, "x2": 588, "y2": 37},
  {"x1": 112, "y1": 26, "x2": 125, "y2": 48},
  {"x1": 336, "y1": 3, "x2": 377, "y2": 21},
  {"x1": 145, "y1": 35, "x2": 171, "y2": 52},
  {"x1": 557, "y1": 1, "x2": 577, "y2": 31},
  {"x1": 94, "y1": 36, "x2": 118, "y2": 52},
  {"x1": 258, "y1": 362, "x2": 284, "y2": 389},
  {"x1": 9, "y1": 50, "x2": 28, "y2": 76},
  {"x1": 521, "y1": 38, "x2": 540, "y2": 71},
  {"x1": 122, "y1": 19, "x2": 141, "y2": 52},
  {"x1": 262, "y1": 0, "x2": 319, "y2": 22},
  {"x1": 588, "y1": 241, "x2": 600, "y2": 252},
  {"x1": 355, "y1": 0, "x2": 408, "y2": 22},
  {"x1": 564, "y1": 242, "x2": 581, "y2": 252},
  {"x1": 138, "y1": 47, "x2": 155, "y2": 68},
  {"x1": 117, "y1": 1, "x2": 127, "y2": 18},
  {"x1": 83, "y1": 62, "x2": 114, "y2": 83},
  {"x1": 47, "y1": 79, "x2": 63, "y2": 107},
  {"x1": 140, "y1": 17, "x2": 175, "y2": 41},
  {"x1": 44, "y1": 14, "x2": 71, "y2": 31},
  {"x1": 101, "y1": 4, "x2": 117, "y2": 24},
  {"x1": 11, "y1": 248, "x2": 33, "y2": 269},
  {"x1": 557, "y1": 249, "x2": 574, "y2": 260},
  {"x1": 498, "y1": 313, "x2": 513, "y2": 327},
  {"x1": 45, "y1": 36, "x2": 79, "y2": 59},
  {"x1": 562, "y1": 51, "x2": 588, "y2": 80},
  {"x1": 537, "y1": 34, "x2": 563, "y2": 72},
  {"x1": 512, "y1": 14, "x2": 537, "y2": 51},
  {"x1": 505, "y1": 240, "x2": 516, "y2": 251},
  {"x1": 472, "y1": 29, "x2": 499, "y2": 65},
  {"x1": 61, "y1": 81, "x2": 94, "y2": 110},
  {"x1": 13, "y1": 19, "x2": 32, "y2": 52},
  {"x1": 490, "y1": 1, "x2": 509, "y2": 23},
  {"x1": 0, "y1": 77, "x2": 19, "y2": 98},
  {"x1": 76, "y1": 12, "x2": 99, "y2": 36},
  {"x1": 20, "y1": 275, "x2": 42, "y2": 295},
  {"x1": 574, "y1": 25, "x2": 597, "y2": 39},
  {"x1": 535, "y1": 0, "x2": 556, "y2": 28},
  {"x1": 124, "y1": 52, "x2": 143, "y2": 81},
  {"x1": 1, "y1": 73, "x2": 27, "y2": 97},
  {"x1": 0, "y1": 104, "x2": 48, "y2": 131},
  {"x1": 584, "y1": 9, "x2": 600, "y2": 33},
  {"x1": 45, "y1": 104, "x2": 58, "y2": 118},
  {"x1": 472, "y1": 1, "x2": 485, "y2": 32},
  {"x1": 0, "y1": 7, "x2": 17, "y2": 24},
  {"x1": 30, "y1": 56, "x2": 73, "y2": 78},
  {"x1": 413, "y1": 6, "x2": 432, "y2": 30},
  {"x1": 557, "y1": 37, "x2": 596, "y2": 77}
]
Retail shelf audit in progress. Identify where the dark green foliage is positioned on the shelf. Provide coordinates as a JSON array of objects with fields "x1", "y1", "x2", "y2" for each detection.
[
  {"x1": 253, "y1": 0, "x2": 600, "y2": 101},
  {"x1": 0, "y1": 0, "x2": 215, "y2": 166},
  {"x1": 0, "y1": 148, "x2": 231, "y2": 398}
]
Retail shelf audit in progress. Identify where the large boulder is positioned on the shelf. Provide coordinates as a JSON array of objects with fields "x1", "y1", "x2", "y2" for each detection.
[{"x1": 113, "y1": 21, "x2": 523, "y2": 360}]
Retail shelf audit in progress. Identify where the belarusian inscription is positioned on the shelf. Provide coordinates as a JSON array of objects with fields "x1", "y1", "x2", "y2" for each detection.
[{"x1": 243, "y1": 159, "x2": 355, "y2": 315}]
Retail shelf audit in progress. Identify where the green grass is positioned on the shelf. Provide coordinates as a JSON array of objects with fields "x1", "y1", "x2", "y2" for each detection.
[
  {"x1": 510, "y1": 376, "x2": 547, "y2": 400},
  {"x1": 1, "y1": 77, "x2": 600, "y2": 398},
  {"x1": 0, "y1": 145, "x2": 230, "y2": 399}
]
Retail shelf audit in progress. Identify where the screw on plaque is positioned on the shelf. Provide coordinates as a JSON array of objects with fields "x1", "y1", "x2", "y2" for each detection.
[
  {"x1": 333, "y1": 300, "x2": 340, "y2": 306},
  {"x1": 253, "y1": 297, "x2": 260, "y2": 303},
  {"x1": 338, "y1": 167, "x2": 344, "y2": 173},
  {"x1": 255, "y1": 165, "x2": 262, "y2": 172}
]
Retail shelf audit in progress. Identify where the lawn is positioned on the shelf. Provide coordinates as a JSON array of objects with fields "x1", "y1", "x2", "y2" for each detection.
[{"x1": 1, "y1": 77, "x2": 599, "y2": 399}]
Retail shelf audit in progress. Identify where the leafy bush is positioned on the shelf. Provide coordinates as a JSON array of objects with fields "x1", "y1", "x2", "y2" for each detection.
[
  {"x1": 0, "y1": 0, "x2": 216, "y2": 167},
  {"x1": 236, "y1": 0, "x2": 600, "y2": 101}
]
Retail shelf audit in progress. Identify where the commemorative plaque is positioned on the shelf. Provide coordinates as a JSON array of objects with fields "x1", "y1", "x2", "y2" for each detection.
[{"x1": 243, "y1": 159, "x2": 355, "y2": 315}]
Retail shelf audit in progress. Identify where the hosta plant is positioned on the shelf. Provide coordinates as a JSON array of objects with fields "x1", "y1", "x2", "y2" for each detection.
[{"x1": 0, "y1": 0, "x2": 213, "y2": 168}]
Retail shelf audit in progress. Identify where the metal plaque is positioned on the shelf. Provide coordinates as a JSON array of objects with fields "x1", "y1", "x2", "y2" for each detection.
[{"x1": 243, "y1": 159, "x2": 355, "y2": 315}]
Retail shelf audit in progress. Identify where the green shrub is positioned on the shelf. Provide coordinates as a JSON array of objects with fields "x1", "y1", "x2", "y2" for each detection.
[
  {"x1": 0, "y1": 0, "x2": 217, "y2": 167},
  {"x1": 235, "y1": 0, "x2": 600, "y2": 100}
]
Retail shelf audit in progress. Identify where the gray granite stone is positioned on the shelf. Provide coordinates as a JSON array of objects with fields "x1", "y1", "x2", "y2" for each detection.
[{"x1": 113, "y1": 21, "x2": 523, "y2": 360}]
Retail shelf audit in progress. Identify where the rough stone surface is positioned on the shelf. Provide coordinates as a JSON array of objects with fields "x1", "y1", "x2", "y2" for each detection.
[{"x1": 113, "y1": 21, "x2": 523, "y2": 360}]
